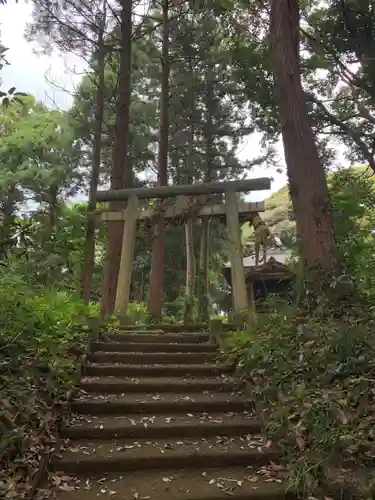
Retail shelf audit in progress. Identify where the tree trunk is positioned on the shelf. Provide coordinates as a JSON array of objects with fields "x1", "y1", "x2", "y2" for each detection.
[
  {"x1": 148, "y1": 0, "x2": 169, "y2": 322},
  {"x1": 46, "y1": 185, "x2": 58, "y2": 238},
  {"x1": 81, "y1": 0, "x2": 106, "y2": 305},
  {"x1": 0, "y1": 184, "x2": 17, "y2": 260},
  {"x1": 270, "y1": 0, "x2": 338, "y2": 289},
  {"x1": 196, "y1": 63, "x2": 215, "y2": 321},
  {"x1": 183, "y1": 209, "x2": 195, "y2": 324},
  {"x1": 182, "y1": 39, "x2": 197, "y2": 325},
  {"x1": 197, "y1": 216, "x2": 210, "y2": 322},
  {"x1": 139, "y1": 271, "x2": 144, "y2": 302},
  {"x1": 101, "y1": 0, "x2": 133, "y2": 317}
]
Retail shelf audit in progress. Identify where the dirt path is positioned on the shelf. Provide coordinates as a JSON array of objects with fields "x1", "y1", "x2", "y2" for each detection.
[{"x1": 51, "y1": 328, "x2": 293, "y2": 499}]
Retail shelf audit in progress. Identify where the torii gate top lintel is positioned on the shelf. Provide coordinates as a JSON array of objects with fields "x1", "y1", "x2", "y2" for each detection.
[{"x1": 95, "y1": 177, "x2": 271, "y2": 202}]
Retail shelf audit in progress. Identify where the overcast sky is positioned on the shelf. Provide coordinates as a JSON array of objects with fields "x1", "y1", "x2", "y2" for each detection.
[{"x1": 1, "y1": 0, "x2": 292, "y2": 202}]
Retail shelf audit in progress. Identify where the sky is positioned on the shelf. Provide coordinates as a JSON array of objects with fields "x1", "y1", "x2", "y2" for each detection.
[{"x1": 1, "y1": 0, "x2": 289, "y2": 202}]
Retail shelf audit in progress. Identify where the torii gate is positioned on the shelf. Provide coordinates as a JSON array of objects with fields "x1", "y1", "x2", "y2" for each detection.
[{"x1": 94, "y1": 177, "x2": 271, "y2": 322}]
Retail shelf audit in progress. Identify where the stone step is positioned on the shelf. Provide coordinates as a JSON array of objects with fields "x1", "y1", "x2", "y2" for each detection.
[
  {"x1": 82, "y1": 363, "x2": 232, "y2": 378},
  {"x1": 117, "y1": 322, "x2": 208, "y2": 332},
  {"x1": 71, "y1": 392, "x2": 254, "y2": 415},
  {"x1": 55, "y1": 436, "x2": 279, "y2": 474},
  {"x1": 113, "y1": 329, "x2": 166, "y2": 334},
  {"x1": 103, "y1": 332, "x2": 211, "y2": 344},
  {"x1": 52, "y1": 467, "x2": 292, "y2": 500},
  {"x1": 91, "y1": 341, "x2": 218, "y2": 353},
  {"x1": 86, "y1": 351, "x2": 220, "y2": 364},
  {"x1": 62, "y1": 412, "x2": 261, "y2": 440},
  {"x1": 79, "y1": 376, "x2": 239, "y2": 394}
]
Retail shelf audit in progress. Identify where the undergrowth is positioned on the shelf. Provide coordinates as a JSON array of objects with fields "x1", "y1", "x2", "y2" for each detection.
[
  {"x1": 223, "y1": 301, "x2": 375, "y2": 499},
  {"x1": 0, "y1": 275, "x2": 97, "y2": 499}
]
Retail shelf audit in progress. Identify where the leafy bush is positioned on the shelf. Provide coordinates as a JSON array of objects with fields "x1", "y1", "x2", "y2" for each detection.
[
  {"x1": 330, "y1": 169, "x2": 375, "y2": 301},
  {"x1": 223, "y1": 303, "x2": 375, "y2": 498},
  {"x1": 0, "y1": 274, "x2": 93, "y2": 499},
  {"x1": 126, "y1": 301, "x2": 148, "y2": 325}
]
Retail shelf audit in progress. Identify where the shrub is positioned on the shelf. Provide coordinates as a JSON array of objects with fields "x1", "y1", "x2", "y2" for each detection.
[
  {"x1": 223, "y1": 303, "x2": 375, "y2": 498},
  {"x1": 126, "y1": 301, "x2": 148, "y2": 324},
  {"x1": 0, "y1": 274, "x2": 92, "y2": 499}
]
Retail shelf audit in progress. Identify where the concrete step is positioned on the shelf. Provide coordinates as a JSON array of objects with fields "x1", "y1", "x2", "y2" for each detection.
[
  {"x1": 79, "y1": 376, "x2": 240, "y2": 394},
  {"x1": 82, "y1": 363, "x2": 232, "y2": 378},
  {"x1": 52, "y1": 467, "x2": 292, "y2": 500},
  {"x1": 62, "y1": 412, "x2": 261, "y2": 440},
  {"x1": 91, "y1": 341, "x2": 218, "y2": 353},
  {"x1": 103, "y1": 332, "x2": 211, "y2": 344},
  {"x1": 70, "y1": 391, "x2": 254, "y2": 415},
  {"x1": 86, "y1": 351, "x2": 220, "y2": 364},
  {"x1": 55, "y1": 436, "x2": 279, "y2": 474}
]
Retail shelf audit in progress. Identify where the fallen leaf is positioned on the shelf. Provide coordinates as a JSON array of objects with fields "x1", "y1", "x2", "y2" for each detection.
[
  {"x1": 296, "y1": 436, "x2": 305, "y2": 449},
  {"x1": 58, "y1": 485, "x2": 76, "y2": 492},
  {"x1": 269, "y1": 461, "x2": 284, "y2": 471}
]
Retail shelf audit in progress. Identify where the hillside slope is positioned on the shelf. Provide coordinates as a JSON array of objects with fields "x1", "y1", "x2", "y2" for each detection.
[{"x1": 242, "y1": 165, "x2": 374, "y2": 242}]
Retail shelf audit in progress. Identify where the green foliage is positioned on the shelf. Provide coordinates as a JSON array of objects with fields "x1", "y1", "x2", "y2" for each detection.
[
  {"x1": 1, "y1": 203, "x2": 105, "y2": 295},
  {"x1": 0, "y1": 95, "x2": 83, "y2": 264},
  {"x1": 126, "y1": 302, "x2": 148, "y2": 325},
  {"x1": 0, "y1": 273, "x2": 93, "y2": 499},
  {"x1": 0, "y1": 95, "x2": 81, "y2": 197},
  {"x1": 224, "y1": 303, "x2": 375, "y2": 498},
  {"x1": 330, "y1": 168, "x2": 375, "y2": 300}
]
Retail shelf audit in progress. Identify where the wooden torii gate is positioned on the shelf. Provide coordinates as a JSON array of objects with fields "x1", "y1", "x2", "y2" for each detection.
[{"x1": 95, "y1": 177, "x2": 270, "y2": 321}]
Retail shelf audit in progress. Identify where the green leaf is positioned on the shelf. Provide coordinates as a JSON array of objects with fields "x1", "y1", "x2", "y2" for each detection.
[{"x1": 217, "y1": 0, "x2": 233, "y2": 10}]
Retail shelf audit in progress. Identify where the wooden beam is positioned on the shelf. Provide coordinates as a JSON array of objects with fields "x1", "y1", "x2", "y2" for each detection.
[
  {"x1": 114, "y1": 196, "x2": 140, "y2": 315},
  {"x1": 96, "y1": 178, "x2": 271, "y2": 202},
  {"x1": 225, "y1": 191, "x2": 250, "y2": 319},
  {"x1": 96, "y1": 201, "x2": 265, "y2": 222}
]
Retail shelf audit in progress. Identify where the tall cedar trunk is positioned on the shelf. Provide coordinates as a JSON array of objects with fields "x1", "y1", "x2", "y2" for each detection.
[
  {"x1": 148, "y1": 0, "x2": 169, "y2": 322},
  {"x1": 183, "y1": 46, "x2": 196, "y2": 324},
  {"x1": 184, "y1": 211, "x2": 195, "y2": 324},
  {"x1": 270, "y1": 0, "x2": 338, "y2": 288},
  {"x1": 197, "y1": 65, "x2": 214, "y2": 321},
  {"x1": 101, "y1": 0, "x2": 133, "y2": 317},
  {"x1": 81, "y1": 3, "x2": 106, "y2": 305},
  {"x1": 197, "y1": 216, "x2": 210, "y2": 321},
  {"x1": 184, "y1": 194, "x2": 195, "y2": 323}
]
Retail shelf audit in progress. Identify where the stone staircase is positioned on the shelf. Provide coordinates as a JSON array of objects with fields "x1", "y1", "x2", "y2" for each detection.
[{"x1": 53, "y1": 328, "x2": 294, "y2": 499}]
